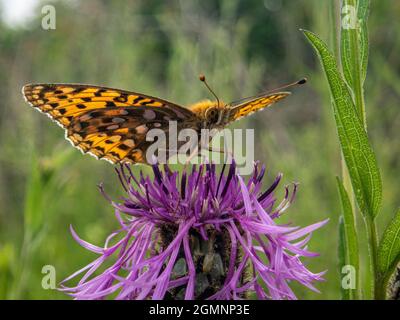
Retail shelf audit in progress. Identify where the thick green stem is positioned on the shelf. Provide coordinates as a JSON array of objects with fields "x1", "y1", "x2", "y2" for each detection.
[
  {"x1": 348, "y1": 0, "x2": 380, "y2": 299},
  {"x1": 341, "y1": 0, "x2": 380, "y2": 300},
  {"x1": 333, "y1": 0, "x2": 359, "y2": 299}
]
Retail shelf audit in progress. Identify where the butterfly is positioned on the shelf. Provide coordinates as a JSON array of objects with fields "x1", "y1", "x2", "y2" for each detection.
[{"x1": 22, "y1": 76, "x2": 306, "y2": 164}]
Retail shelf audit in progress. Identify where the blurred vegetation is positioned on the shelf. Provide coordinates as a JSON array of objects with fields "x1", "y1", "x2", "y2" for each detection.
[{"x1": 0, "y1": 0, "x2": 399, "y2": 299}]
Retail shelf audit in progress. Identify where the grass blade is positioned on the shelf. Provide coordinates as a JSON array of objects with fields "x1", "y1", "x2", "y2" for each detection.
[{"x1": 336, "y1": 177, "x2": 360, "y2": 299}]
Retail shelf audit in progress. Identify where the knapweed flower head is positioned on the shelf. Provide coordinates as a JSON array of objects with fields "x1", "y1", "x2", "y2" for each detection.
[{"x1": 61, "y1": 162, "x2": 328, "y2": 300}]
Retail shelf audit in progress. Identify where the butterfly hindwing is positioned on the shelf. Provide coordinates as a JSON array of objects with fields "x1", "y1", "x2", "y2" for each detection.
[
  {"x1": 23, "y1": 84, "x2": 196, "y2": 164},
  {"x1": 228, "y1": 92, "x2": 290, "y2": 122},
  {"x1": 68, "y1": 107, "x2": 183, "y2": 164}
]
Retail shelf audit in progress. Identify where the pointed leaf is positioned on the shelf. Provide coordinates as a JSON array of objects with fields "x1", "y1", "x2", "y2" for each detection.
[
  {"x1": 302, "y1": 29, "x2": 382, "y2": 219},
  {"x1": 377, "y1": 209, "x2": 400, "y2": 279}
]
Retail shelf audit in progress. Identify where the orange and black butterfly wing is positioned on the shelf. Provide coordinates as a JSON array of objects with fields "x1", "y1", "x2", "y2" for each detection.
[
  {"x1": 23, "y1": 84, "x2": 196, "y2": 164},
  {"x1": 227, "y1": 92, "x2": 291, "y2": 122},
  {"x1": 67, "y1": 106, "x2": 190, "y2": 164}
]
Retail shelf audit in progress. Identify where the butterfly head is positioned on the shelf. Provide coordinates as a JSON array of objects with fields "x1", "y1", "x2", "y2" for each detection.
[
  {"x1": 189, "y1": 100, "x2": 228, "y2": 129},
  {"x1": 196, "y1": 75, "x2": 230, "y2": 129}
]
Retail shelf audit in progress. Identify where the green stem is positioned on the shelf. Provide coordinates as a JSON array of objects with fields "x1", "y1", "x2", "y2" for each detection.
[
  {"x1": 364, "y1": 216, "x2": 379, "y2": 299},
  {"x1": 336, "y1": 0, "x2": 357, "y2": 220},
  {"x1": 333, "y1": 0, "x2": 359, "y2": 299},
  {"x1": 341, "y1": 0, "x2": 378, "y2": 300}
]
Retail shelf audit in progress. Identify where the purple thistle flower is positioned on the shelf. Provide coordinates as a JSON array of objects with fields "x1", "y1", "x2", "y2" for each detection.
[{"x1": 61, "y1": 162, "x2": 328, "y2": 300}]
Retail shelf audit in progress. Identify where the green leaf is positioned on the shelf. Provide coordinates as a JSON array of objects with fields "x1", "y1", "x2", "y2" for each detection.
[
  {"x1": 336, "y1": 177, "x2": 360, "y2": 299},
  {"x1": 357, "y1": 0, "x2": 369, "y2": 22},
  {"x1": 340, "y1": 0, "x2": 357, "y2": 89},
  {"x1": 357, "y1": 0, "x2": 370, "y2": 83},
  {"x1": 377, "y1": 209, "x2": 400, "y2": 279},
  {"x1": 340, "y1": 0, "x2": 370, "y2": 86},
  {"x1": 338, "y1": 217, "x2": 351, "y2": 300},
  {"x1": 302, "y1": 29, "x2": 382, "y2": 219},
  {"x1": 340, "y1": 0, "x2": 369, "y2": 123}
]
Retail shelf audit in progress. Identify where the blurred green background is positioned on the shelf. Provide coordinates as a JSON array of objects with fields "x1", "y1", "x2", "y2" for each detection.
[{"x1": 0, "y1": 0, "x2": 399, "y2": 299}]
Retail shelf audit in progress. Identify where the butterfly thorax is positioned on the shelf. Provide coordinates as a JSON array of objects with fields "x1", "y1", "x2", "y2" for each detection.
[{"x1": 189, "y1": 100, "x2": 228, "y2": 130}]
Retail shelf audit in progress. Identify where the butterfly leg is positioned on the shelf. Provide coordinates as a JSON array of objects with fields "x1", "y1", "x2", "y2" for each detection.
[
  {"x1": 180, "y1": 145, "x2": 202, "y2": 172},
  {"x1": 207, "y1": 140, "x2": 234, "y2": 164},
  {"x1": 207, "y1": 146, "x2": 224, "y2": 153},
  {"x1": 185, "y1": 145, "x2": 200, "y2": 164}
]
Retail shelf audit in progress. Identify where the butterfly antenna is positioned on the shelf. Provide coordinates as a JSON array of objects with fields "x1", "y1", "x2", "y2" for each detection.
[
  {"x1": 229, "y1": 78, "x2": 307, "y2": 106},
  {"x1": 268, "y1": 78, "x2": 307, "y2": 93},
  {"x1": 199, "y1": 74, "x2": 221, "y2": 106}
]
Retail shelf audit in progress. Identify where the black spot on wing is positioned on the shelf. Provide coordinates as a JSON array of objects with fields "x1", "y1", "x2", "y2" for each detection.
[
  {"x1": 80, "y1": 122, "x2": 89, "y2": 129},
  {"x1": 118, "y1": 144, "x2": 129, "y2": 151},
  {"x1": 73, "y1": 88, "x2": 85, "y2": 93},
  {"x1": 101, "y1": 117, "x2": 113, "y2": 124},
  {"x1": 141, "y1": 99, "x2": 155, "y2": 106},
  {"x1": 94, "y1": 146, "x2": 105, "y2": 154},
  {"x1": 105, "y1": 101, "x2": 117, "y2": 107},
  {"x1": 115, "y1": 96, "x2": 128, "y2": 103},
  {"x1": 88, "y1": 111, "x2": 103, "y2": 118},
  {"x1": 132, "y1": 97, "x2": 144, "y2": 104}
]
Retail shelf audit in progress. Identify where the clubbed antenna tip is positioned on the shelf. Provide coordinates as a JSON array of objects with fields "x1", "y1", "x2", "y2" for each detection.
[
  {"x1": 297, "y1": 78, "x2": 307, "y2": 85},
  {"x1": 198, "y1": 73, "x2": 220, "y2": 105}
]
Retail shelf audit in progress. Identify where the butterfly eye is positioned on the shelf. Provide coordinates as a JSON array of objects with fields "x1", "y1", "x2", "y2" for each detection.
[{"x1": 205, "y1": 108, "x2": 220, "y2": 124}]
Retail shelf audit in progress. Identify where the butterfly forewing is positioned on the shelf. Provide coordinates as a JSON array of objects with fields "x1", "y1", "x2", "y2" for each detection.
[
  {"x1": 23, "y1": 84, "x2": 194, "y2": 126},
  {"x1": 227, "y1": 92, "x2": 290, "y2": 122},
  {"x1": 23, "y1": 84, "x2": 196, "y2": 164}
]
